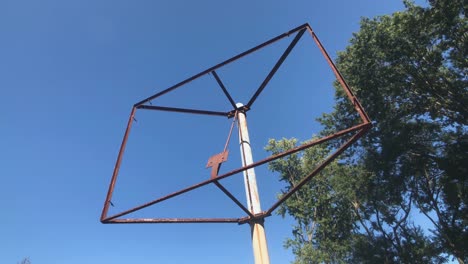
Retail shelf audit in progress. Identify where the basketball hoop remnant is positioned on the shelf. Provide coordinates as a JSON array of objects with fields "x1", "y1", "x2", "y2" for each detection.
[{"x1": 100, "y1": 23, "x2": 371, "y2": 264}]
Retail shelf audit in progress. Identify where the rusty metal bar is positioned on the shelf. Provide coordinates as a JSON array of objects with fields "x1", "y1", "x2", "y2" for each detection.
[
  {"x1": 134, "y1": 24, "x2": 308, "y2": 107},
  {"x1": 102, "y1": 122, "x2": 369, "y2": 222},
  {"x1": 266, "y1": 127, "x2": 369, "y2": 215},
  {"x1": 102, "y1": 175, "x2": 218, "y2": 222},
  {"x1": 100, "y1": 107, "x2": 137, "y2": 221},
  {"x1": 137, "y1": 105, "x2": 229, "y2": 117},
  {"x1": 246, "y1": 28, "x2": 306, "y2": 108},
  {"x1": 212, "y1": 70, "x2": 237, "y2": 109},
  {"x1": 107, "y1": 218, "x2": 241, "y2": 224},
  {"x1": 305, "y1": 25, "x2": 371, "y2": 124},
  {"x1": 223, "y1": 113, "x2": 237, "y2": 152},
  {"x1": 105, "y1": 214, "x2": 271, "y2": 225},
  {"x1": 214, "y1": 181, "x2": 255, "y2": 218}
]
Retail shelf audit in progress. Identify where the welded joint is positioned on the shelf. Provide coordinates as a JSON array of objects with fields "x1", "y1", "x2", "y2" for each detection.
[
  {"x1": 227, "y1": 105, "x2": 250, "y2": 118},
  {"x1": 237, "y1": 211, "x2": 270, "y2": 225}
]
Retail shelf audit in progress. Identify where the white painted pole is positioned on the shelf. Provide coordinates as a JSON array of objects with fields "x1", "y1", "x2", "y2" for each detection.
[{"x1": 236, "y1": 103, "x2": 270, "y2": 264}]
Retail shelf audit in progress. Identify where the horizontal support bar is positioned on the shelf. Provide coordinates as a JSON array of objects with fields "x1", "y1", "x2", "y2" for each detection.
[
  {"x1": 137, "y1": 105, "x2": 229, "y2": 117},
  {"x1": 104, "y1": 218, "x2": 241, "y2": 224}
]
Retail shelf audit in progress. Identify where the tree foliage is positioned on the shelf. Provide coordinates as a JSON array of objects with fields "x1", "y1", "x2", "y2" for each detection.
[
  {"x1": 18, "y1": 258, "x2": 31, "y2": 264},
  {"x1": 266, "y1": 0, "x2": 466, "y2": 263},
  {"x1": 266, "y1": 138, "x2": 370, "y2": 263}
]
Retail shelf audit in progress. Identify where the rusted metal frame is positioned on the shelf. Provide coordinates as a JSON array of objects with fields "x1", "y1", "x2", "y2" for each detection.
[
  {"x1": 101, "y1": 122, "x2": 368, "y2": 223},
  {"x1": 246, "y1": 28, "x2": 306, "y2": 109},
  {"x1": 133, "y1": 23, "x2": 308, "y2": 107},
  {"x1": 101, "y1": 23, "x2": 373, "y2": 224},
  {"x1": 214, "y1": 181, "x2": 255, "y2": 218},
  {"x1": 212, "y1": 70, "x2": 237, "y2": 109},
  {"x1": 266, "y1": 127, "x2": 370, "y2": 216},
  {"x1": 305, "y1": 25, "x2": 371, "y2": 124},
  {"x1": 107, "y1": 218, "x2": 240, "y2": 224},
  {"x1": 137, "y1": 105, "x2": 229, "y2": 117},
  {"x1": 100, "y1": 107, "x2": 137, "y2": 221}
]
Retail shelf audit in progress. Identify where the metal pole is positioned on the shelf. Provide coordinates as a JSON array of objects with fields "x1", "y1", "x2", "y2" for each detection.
[{"x1": 236, "y1": 103, "x2": 270, "y2": 264}]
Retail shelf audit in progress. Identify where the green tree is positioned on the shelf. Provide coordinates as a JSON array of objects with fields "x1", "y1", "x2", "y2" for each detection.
[
  {"x1": 267, "y1": 0, "x2": 466, "y2": 263},
  {"x1": 266, "y1": 138, "x2": 369, "y2": 263}
]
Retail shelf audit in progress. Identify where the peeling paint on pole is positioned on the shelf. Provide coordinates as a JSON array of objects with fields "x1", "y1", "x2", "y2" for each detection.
[{"x1": 237, "y1": 103, "x2": 270, "y2": 264}]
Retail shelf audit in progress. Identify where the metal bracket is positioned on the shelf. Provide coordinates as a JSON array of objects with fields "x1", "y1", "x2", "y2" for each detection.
[{"x1": 206, "y1": 150, "x2": 229, "y2": 179}]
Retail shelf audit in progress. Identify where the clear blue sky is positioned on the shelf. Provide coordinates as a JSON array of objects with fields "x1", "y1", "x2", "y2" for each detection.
[{"x1": 1, "y1": 1, "x2": 425, "y2": 263}]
